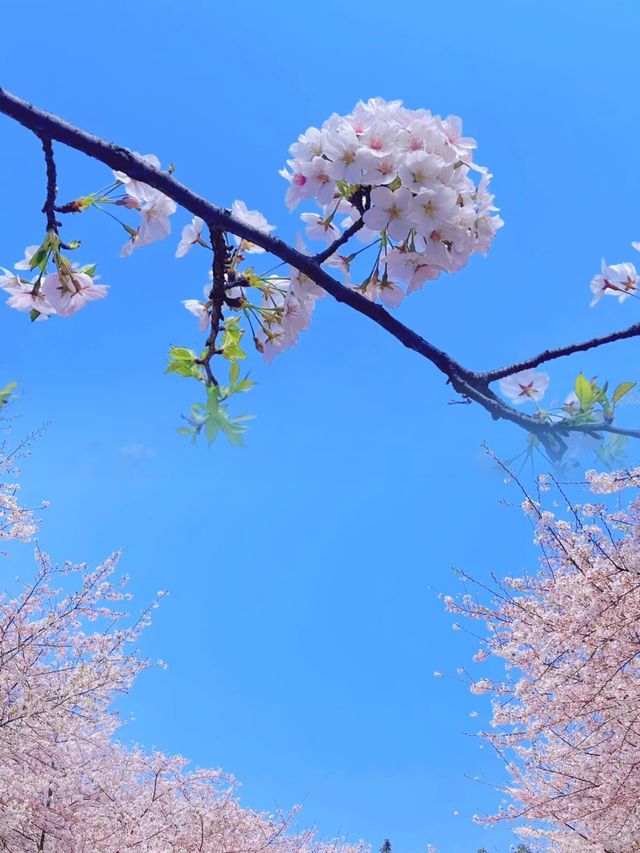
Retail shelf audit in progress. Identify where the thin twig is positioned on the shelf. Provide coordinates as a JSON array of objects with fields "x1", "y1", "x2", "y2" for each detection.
[{"x1": 483, "y1": 322, "x2": 640, "y2": 382}]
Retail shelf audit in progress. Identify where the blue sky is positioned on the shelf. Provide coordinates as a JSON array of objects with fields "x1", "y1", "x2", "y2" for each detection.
[{"x1": 2, "y1": 1, "x2": 640, "y2": 850}]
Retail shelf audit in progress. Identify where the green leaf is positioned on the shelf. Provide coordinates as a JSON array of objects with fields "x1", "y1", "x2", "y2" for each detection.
[
  {"x1": 221, "y1": 319, "x2": 246, "y2": 362},
  {"x1": 165, "y1": 346, "x2": 203, "y2": 379},
  {"x1": 215, "y1": 409, "x2": 248, "y2": 446},
  {"x1": 28, "y1": 247, "x2": 49, "y2": 272},
  {"x1": 204, "y1": 417, "x2": 219, "y2": 444},
  {"x1": 233, "y1": 378, "x2": 255, "y2": 393},
  {"x1": 29, "y1": 309, "x2": 41, "y2": 323},
  {"x1": 0, "y1": 381, "x2": 17, "y2": 409},
  {"x1": 229, "y1": 360, "x2": 240, "y2": 385},
  {"x1": 166, "y1": 361, "x2": 201, "y2": 378},
  {"x1": 168, "y1": 346, "x2": 197, "y2": 361},
  {"x1": 206, "y1": 384, "x2": 222, "y2": 407},
  {"x1": 613, "y1": 381, "x2": 636, "y2": 405},
  {"x1": 223, "y1": 344, "x2": 246, "y2": 361},
  {"x1": 574, "y1": 373, "x2": 594, "y2": 408}
]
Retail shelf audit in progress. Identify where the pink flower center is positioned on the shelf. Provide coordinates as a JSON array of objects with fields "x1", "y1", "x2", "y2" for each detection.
[{"x1": 293, "y1": 174, "x2": 307, "y2": 187}]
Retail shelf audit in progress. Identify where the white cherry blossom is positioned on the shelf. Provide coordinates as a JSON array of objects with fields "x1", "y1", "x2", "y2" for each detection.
[
  {"x1": 121, "y1": 183, "x2": 177, "y2": 256},
  {"x1": 113, "y1": 152, "x2": 162, "y2": 200},
  {"x1": 176, "y1": 216, "x2": 205, "y2": 258},
  {"x1": 410, "y1": 186, "x2": 459, "y2": 235},
  {"x1": 231, "y1": 200, "x2": 275, "y2": 254},
  {"x1": 590, "y1": 259, "x2": 638, "y2": 306},
  {"x1": 0, "y1": 269, "x2": 28, "y2": 294},
  {"x1": 398, "y1": 151, "x2": 445, "y2": 193},
  {"x1": 282, "y1": 98, "x2": 503, "y2": 308},
  {"x1": 182, "y1": 283, "x2": 211, "y2": 331},
  {"x1": 498, "y1": 369, "x2": 550, "y2": 404},
  {"x1": 14, "y1": 245, "x2": 39, "y2": 270},
  {"x1": 363, "y1": 186, "x2": 413, "y2": 242},
  {"x1": 300, "y1": 212, "x2": 340, "y2": 244}
]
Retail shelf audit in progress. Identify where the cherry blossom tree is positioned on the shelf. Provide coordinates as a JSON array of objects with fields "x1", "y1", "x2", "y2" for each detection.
[
  {"x1": 445, "y1": 465, "x2": 640, "y2": 852},
  {"x1": 3, "y1": 85, "x2": 640, "y2": 851},
  {"x1": 0, "y1": 88, "x2": 638, "y2": 460},
  {"x1": 0, "y1": 434, "x2": 366, "y2": 852}
]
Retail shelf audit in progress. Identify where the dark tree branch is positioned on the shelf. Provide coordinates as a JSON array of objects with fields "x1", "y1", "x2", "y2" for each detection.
[
  {"x1": 314, "y1": 188, "x2": 371, "y2": 264},
  {"x1": 483, "y1": 322, "x2": 640, "y2": 383},
  {"x1": 0, "y1": 86, "x2": 638, "y2": 458},
  {"x1": 197, "y1": 227, "x2": 229, "y2": 386},
  {"x1": 37, "y1": 135, "x2": 60, "y2": 234},
  {"x1": 314, "y1": 215, "x2": 365, "y2": 264}
]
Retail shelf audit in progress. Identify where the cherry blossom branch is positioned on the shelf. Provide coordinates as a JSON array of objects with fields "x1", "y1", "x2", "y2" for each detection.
[{"x1": 0, "y1": 86, "x2": 638, "y2": 457}]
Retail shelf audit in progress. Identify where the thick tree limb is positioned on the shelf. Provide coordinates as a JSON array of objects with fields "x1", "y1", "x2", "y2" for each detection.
[{"x1": 1, "y1": 86, "x2": 639, "y2": 457}]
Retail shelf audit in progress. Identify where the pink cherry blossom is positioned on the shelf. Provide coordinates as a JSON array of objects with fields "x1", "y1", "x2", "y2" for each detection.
[
  {"x1": 0, "y1": 451, "x2": 367, "y2": 853},
  {"x1": 41, "y1": 271, "x2": 108, "y2": 316},
  {"x1": 446, "y1": 476, "x2": 640, "y2": 850},
  {"x1": 7, "y1": 288, "x2": 56, "y2": 316}
]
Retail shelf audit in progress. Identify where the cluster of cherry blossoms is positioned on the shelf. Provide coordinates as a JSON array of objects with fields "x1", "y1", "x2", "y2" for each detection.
[
  {"x1": 0, "y1": 447, "x2": 368, "y2": 853},
  {"x1": 0, "y1": 454, "x2": 37, "y2": 543},
  {"x1": 177, "y1": 99, "x2": 504, "y2": 370},
  {"x1": 281, "y1": 97, "x2": 503, "y2": 304},
  {"x1": 177, "y1": 202, "x2": 328, "y2": 364},
  {"x1": 0, "y1": 154, "x2": 180, "y2": 320},
  {"x1": 0, "y1": 243, "x2": 107, "y2": 318},
  {"x1": 444, "y1": 479, "x2": 640, "y2": 851}
]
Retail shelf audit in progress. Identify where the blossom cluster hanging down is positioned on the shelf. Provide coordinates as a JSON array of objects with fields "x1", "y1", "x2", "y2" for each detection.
[{"x1": 0, "y1": 242, "x2": 107, "y2": 319}]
